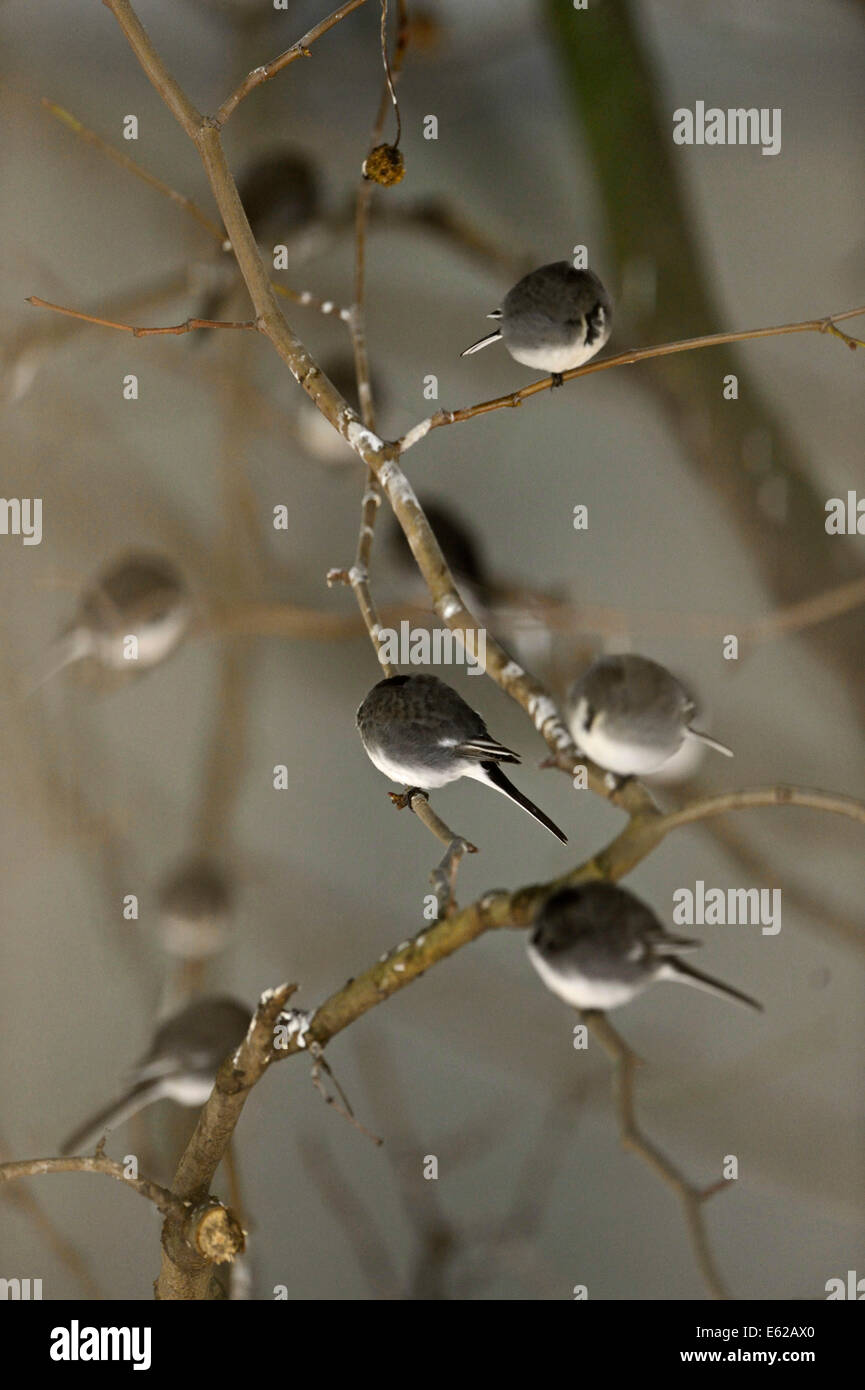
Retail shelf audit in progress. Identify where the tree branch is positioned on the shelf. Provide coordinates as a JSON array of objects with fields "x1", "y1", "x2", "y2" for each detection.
[
  {"x1": 26, "y1": 296, "x2": 257, "y2": 336},
  {"x1": 0, "y1": 1151, "x2": 186, "y2": 1220},
  {"x1": 214, "y1": 0, "x2": 370, "y2": 128},
  {"x1": 584, "y1": 1012, "x2": 730, "y2": 1300},
  {"x1": 154, "y1": 982, "x2": 295, "y2": 1300},
  {"x1": 395, "y1": 308, "x2": 865, "y2": 451}
]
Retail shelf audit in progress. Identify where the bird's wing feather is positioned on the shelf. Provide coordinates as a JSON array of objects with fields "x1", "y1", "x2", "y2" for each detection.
[{"x1": 455, "y1": 736, "x2": 520, "y2": 763}]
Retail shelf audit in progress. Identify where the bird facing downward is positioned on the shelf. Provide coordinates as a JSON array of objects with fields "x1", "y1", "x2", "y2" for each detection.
[
  {"x1": 461, "y1": 260, "x2": 612, "y2": 385},
  {"x1": 356, "y1": 673, "x2": 567, "y2": 842},
  {"x1": 60, "y1": 995, "x2": 251, "y2": 1155},
  {"x1": 527, "y1": 882, "x2": 762, "y2": 1012},
  {"x1": 566, "y1": 653, "x2": 732, "y2": 778}
]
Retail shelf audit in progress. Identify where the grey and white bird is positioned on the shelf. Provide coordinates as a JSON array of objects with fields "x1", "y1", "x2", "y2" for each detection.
[
  {"x1": 527, "y1": 882, "x2": 762, "y2": 1012},
  {"x1": 566, "y1": 653, "x2": 732, "y2": 778},
  {"x1": 37, "y1": 551, "x2": 191, "y2": 687},
  {"x1": 461, "y1": 260, "x2": 612, "y2": 385},
  {"x1": 60, "y1": 995, "x2": 251, "y2": 1154},
  {"x1": 356, "y1": 673, "x2": 567, "y2": 842},
  {"x1": 157, "y1": 856, "x2": 233, "y2": 960}
]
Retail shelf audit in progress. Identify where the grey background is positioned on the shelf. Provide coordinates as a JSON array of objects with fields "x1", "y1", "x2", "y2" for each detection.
[{"x1": 1, "y1": 0, "x2": 863, "y2": 1299}]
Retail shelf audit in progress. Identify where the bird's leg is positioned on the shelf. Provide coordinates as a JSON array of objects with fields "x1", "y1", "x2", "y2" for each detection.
[
  {"x1": 388, "y1": 787, "x2": 429, "y2": 811},
  {"x1": 550, "y1": 371, "x2": 565, "y2": 388}
]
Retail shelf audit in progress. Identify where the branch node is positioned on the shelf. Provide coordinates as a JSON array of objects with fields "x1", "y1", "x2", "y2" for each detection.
[{"x1": 189, "y1": 1201, "x2": 245, "y2": 1264}]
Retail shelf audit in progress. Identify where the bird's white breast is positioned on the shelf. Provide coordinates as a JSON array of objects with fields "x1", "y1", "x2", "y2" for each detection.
[
  {"x1": 527, "y1": 946, "x2": 645, "y2": 1010},
  {"x1": 363, "y1": 742, "x2": 462, "y2": 790},
  {"x1": 92, "y1": 607, "x2": 190, "y2": 670},
  {"x1": 574, "y1": 718, "x2": 682, "y2": 777},
  {"x1": 507, "y1": 339, "x2": 603, "y2": 373}
]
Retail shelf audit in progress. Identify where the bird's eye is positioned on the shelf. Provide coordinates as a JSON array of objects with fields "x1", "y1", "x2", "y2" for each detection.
[{"x1": 583, "y1": 703, "x2": 596, "y2": 731}]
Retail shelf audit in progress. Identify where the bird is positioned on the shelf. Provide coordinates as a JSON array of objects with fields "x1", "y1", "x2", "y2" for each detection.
[
  {"x1": 195, "y1": 148, "x2": 321, "y2": 327},
  {"x1": 566, "y1": 653, "x2": 732, "y2": 778},
  {"x1": 60, "y1": 995, "x2": 252, "y2": 1154},
  {"x1": 356, "y1": 673, "x2": 567, "y2": 842},
  {"x1": 461, "y1": 260, "x2": 612, "y2": 385},
  {"x1": 527, "y1": 882, "x2": 762, "y2": 1012},
  {"x1": 157, "y1": 856, "x2": 233, "y2": 960},
  {"x1": 35, "y1": 551, "x2": 191, "y2": 687}
]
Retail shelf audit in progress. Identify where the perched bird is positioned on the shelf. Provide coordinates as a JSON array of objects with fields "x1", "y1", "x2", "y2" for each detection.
[
  {"x1": 60, "y1": 996, "x2": 251, "y2": 1154},
  {"x1": 356, "y1": 673, "x2": 567, "y2": 842},
  {"x1": 566, "y1": 653, "x2": 732, "y2": 778},
  {"x1": 196, "y1": 148, "x2": 321, "y2": 326},
  {"x1": 37, "y1": 552, "x2": 190, "y2": 687},
  {"x1": 157, "y1": 856, "x2": 233, "y2": 960},
  {"x1": 461, "y1": 260, "x2": 612, "y2": 385},
  {"x1": 527, "y1": 882, "x2": 762, "y2": 1012}
]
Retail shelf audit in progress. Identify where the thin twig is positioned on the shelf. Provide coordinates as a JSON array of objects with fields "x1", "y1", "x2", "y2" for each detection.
[
  {"x1": 0, "y1": 1151, "x2": 187, "y2": 1219},
  {"x1": 343, "y1": 0, "x2": 410, "y2": 676},
  {"x1": 654, "y1": 785, "x2": 865, "y2": 836},
  {"x1": 42, "y1": 96, "x2": 350, "y2": 321},
  {"x1": 214, "y1": 0, "x2": 370, "y2": 128},
  {"x1": 26, "y1": 297, "x2": 256, "y2": 336},
  {"x1": 584, "y1": 1012, "x2": 729, "y2": 1300},
  {"x1": 41, "y1": 98, "x2": 223, "y2": 237},
  {"x1": 396, "y1": 307, "x2": 865, "y2": 451}
]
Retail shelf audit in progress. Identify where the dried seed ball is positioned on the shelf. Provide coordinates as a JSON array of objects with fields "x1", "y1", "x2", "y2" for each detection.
[{"x1": 363, "y1": 144, "x2": 405, "y2": 186}]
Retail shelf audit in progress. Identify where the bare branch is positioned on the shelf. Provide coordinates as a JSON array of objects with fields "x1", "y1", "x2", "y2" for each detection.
[
  {"x1": 154, "y1": 982, "x2": 296, "y2": 1300},
  {"x1": 26, "y1": 296, "x2": 257, "y2": 336},
  {"x1": 584, "y1": 1012, "x2": 730, "y2": 1300},
  {"x1": 0, "y1": 1150, "x2": 186, "y2": 1220},
  {"x1": 41, "y1": 97, "x2": 223, "y2": 238},
  {"x1": 214, "y1": 0, "x2": 370, "y2": 128},
  {"x1": 396, "y1": 307, "x2": 865, "y2": 451}
]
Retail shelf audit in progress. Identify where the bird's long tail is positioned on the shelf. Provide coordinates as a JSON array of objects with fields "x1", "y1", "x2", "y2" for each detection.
[
  {"x1": 479, "y1": 761, "x2": 567, "y2": 843},
  {"x1": 28, "y1": 628, "x2": 93, "y2": 695},
  {"x1": 687, "y1": 726, "x2": 734, "y2": 757},
  {"x1": 59, "y1": 1080, "x2": 165, "y2": 1155},
  {"x1": 460, "y1": 330, "x2": 502, "y2": 357},
  {"x1": 659, "y1": 958, "x2": 762, "y2": 1011}
]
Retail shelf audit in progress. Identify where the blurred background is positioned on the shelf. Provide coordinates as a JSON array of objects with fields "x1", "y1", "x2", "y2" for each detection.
[{"x1": 1, "y1": 0, "x2": 864, "y2": 1300}]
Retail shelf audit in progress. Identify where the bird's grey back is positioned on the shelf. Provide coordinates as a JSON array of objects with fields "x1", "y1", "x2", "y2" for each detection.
[
  {"x1": 573, "y1": 655, "x2": 690, "y2": 732},
  {"x1": 79, "y1": 554, "x2": 186, "y2": 630},
  {"x1": 143, "y1": 996, "x2": 250, "y2": 1074},
  {"x1": 357, "y1": 674, "x2": 487, "y2": 745},
  {"x1": 503, "y1": 262, "x2": 611, "y2": 348},
  {"x1": 532, "y1": 883, "x2": 664, "y2": 980}
]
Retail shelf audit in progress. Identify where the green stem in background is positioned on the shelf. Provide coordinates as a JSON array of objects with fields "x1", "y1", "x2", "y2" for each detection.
[{"x1": 544, "y1": 0, "x2": 865, "y2": 716}]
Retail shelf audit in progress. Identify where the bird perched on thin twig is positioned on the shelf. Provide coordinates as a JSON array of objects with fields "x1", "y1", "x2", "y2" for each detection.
[
  {"x1": 461, "y1": 260, "x2": 612, "y2": 385},
  {"x1": 356, "y1": 673, "x2": 567, "y2": 842},
  {"x1": 527, "y1": 882, "x2": 762, "y2": 1012},
  {"x1": 566, "y1": 653, "x2": 732, "y2": 778},
  {"x1": 60, "y1": 996, "x2": 251, "y2": 1154}
]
